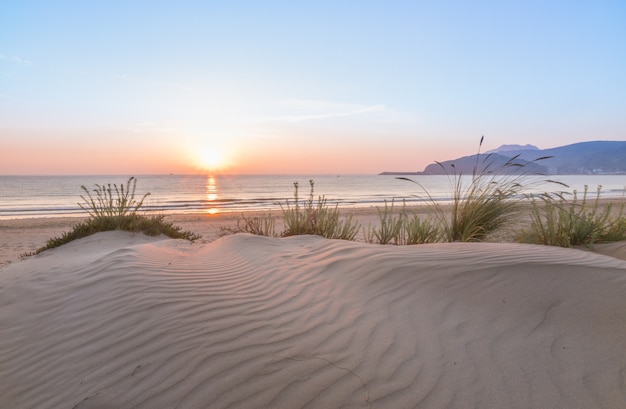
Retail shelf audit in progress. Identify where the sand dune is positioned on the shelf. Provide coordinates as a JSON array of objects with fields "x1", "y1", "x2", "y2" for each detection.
[{"x1": 1, "y1": 232, "x2": 625, "y2": 408}]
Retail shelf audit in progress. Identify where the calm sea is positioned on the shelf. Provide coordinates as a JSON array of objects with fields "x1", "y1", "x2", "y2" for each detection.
[{"x1": 1, "y1": 174, "x2": 625, "y2": 219}]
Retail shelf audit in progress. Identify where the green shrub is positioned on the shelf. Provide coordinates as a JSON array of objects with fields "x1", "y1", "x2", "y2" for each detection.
[{"x1": 517, "y1": 185, "x2": 626, "y2": 247}]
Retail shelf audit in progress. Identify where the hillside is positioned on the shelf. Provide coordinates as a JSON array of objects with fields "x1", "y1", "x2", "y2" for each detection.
[
  {"x1": 492, "y1": 141, "x2": 626, "y2": 174},
  {"x1": 416, "y1": 141, "x2": 626, "y2": 175}
]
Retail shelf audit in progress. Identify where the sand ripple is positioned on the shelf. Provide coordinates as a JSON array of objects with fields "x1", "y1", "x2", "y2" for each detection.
[{"x1": 1, "y1": 232, "x2": 625, "y2": 408}]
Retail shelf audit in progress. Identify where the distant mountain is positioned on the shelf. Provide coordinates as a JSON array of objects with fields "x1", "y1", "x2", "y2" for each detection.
[
  {"x1": 421, "y1": 153, "x2": 548, "y2": 175},
  {"x1": 485, "y1": 144, "x2": 539, "y2": 154},
  {"x1": 423, "y1": 141, "x2": 626, "y2": 175},
  {"x1": 381, "y1": 141, "x2": 626, "y2": 175}
]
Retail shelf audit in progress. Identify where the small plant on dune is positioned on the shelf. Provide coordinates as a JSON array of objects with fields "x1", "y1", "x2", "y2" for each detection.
[
  {"x1": 399, "y1": 136, "x2": 564, "y2": 242},
  {"x1": 517, "y1": 185, "x2": 626, "y2": 247},
  {"x1": 22, "y1": 177, "x2": 201, "y2": 258},
  {"x1": 79, "y1": 176, "x2": 149, "y2": 219},
  {"x1": 365, "y1": 200, "x2": 404, "y2": 244},
  {"x1": 225, "y1": 180, "x2": 361, "y2": 240},
  {"x1": 401, "y1": 211, "x2": 441, "y2": 245},
  {"x1": 281, "y1": 180, "x2": 361, "y2": 240},
  {"x1": 365, "y1": 200, "x2": 441, "y2": 245},
  {"x1": 221, "y1": 213, "x2": 278, "y2": 237}
]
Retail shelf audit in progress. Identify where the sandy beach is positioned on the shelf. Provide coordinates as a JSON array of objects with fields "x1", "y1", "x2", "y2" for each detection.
[
  {"x1": 0, "y1": 207, "x2": 414, "y2": 267},
  {"x1": 1, "y1": 208, "x2": 626, "y2": 408},
  {"x1": 2, "y1": 203, "x2": 626, "y2": 267}
]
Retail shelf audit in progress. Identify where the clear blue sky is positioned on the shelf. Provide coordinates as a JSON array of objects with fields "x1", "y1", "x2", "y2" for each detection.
[{"x1": 2, "y1": 1, "x2": 625, "y2": 174}]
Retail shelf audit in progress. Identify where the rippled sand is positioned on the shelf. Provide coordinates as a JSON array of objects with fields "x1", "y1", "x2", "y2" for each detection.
[{"x1": 1, "y1": 232, "x2": 625, "y2": 408}]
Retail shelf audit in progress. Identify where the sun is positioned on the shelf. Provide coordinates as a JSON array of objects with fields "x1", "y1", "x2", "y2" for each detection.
[
  {"x1": 187, "y1": 142, "x2": 232, "y2": 173},
  {"x1": 198, "y1": 148, "x2": 223, "y2": 170}
]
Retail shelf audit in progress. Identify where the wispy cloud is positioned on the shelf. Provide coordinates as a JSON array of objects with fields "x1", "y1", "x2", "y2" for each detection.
[
  {"x1": 0, "y1": 53, "x2": 32, "y2": 65},
  {"x1": 257, "y1": 99, "x2": 421, "y2": 126},
  {"x1": 261, "y1": 99, "x2": 388, "y2": 123}
]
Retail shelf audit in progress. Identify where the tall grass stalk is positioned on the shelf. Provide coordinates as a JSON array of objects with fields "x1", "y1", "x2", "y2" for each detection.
[
  {"x1": 399, "y1": 137, "x2": 564, "y2": 242},
  {"x1": 79, "y1": 177, "x2": 149, "y2": 219}
]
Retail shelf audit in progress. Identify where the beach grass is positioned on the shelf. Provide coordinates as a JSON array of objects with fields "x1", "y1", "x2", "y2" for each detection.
[
  {"x1": 397, "y1": 137, "x2": 563, "y2": 242},
  {"x1": 517, "y1": 185, "x2": 626, "y2": 247},
  {"x1": 365, "y1": 200, "x2": 440, "y2": 245},
  {"x1": 230, "y1": 180, "x2": 360, "y2": 240},
  {"x1": 401, "y1": 210, "x2": 441, "y2": 245},
  {"x1": 222, "y1": 213, "x2": 278, "y2": 237},
  {"x1": 21, "y1": 165, "x2": 626, "y2": 258},
  {"x1": 281, "y1": 180, "x2": 361, "y2": 240},
  {"x1": 226, "y1": 147, "x2": 576, "y2": 247},
  {"x1": 78, "y1": 176, "x2": 149, "y2": 219},
  {"x1": 134, "y1": 177, "x2": 625, "y2": 249},
  {"x1": 21, "y1": 178, "x2": 201, "y2": 258},
  {"x1": 365, "y1": 200, "x2": 404, "y2": 244}
]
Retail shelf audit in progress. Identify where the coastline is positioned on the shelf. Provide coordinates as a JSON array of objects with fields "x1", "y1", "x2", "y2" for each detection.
[
  {"x1": 3, "y1": 198, "x2": 626, "y2": 267},
  {"x1": 0, "y1": 207, "x2": 388, "y2": 267},
  {"x1": 2, "y1": 173, "x2": 625, "y2": 221}
]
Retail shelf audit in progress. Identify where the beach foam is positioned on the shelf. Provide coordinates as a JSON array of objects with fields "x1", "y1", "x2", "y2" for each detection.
[{"x1": 1, "y1": 232, "x2": 625, "y2": 408}]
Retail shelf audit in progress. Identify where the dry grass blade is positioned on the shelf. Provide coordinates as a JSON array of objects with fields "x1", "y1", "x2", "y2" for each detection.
[{"x1": 398, "y1": 137, "x2": 565, "y2": 242}]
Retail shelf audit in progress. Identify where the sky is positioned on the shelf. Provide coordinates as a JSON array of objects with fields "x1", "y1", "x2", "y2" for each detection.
[{"x1": 1, "y1": 0, "x2": 625, "y2": 175}]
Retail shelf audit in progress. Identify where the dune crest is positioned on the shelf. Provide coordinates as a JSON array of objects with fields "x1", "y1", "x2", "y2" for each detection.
[{"x1": 1, "y1": 231, "x2": 625, "y2": 408}]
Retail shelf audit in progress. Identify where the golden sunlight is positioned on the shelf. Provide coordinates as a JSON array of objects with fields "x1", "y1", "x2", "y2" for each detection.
[
  {"x1": 185, "y1": 141, "x2": 234, "y2": 174},
  {"x1": 200, "y1": 149, "x2": 223, "y2": 169},
  {"x1": 204, "y1": 176, "x2": 219, "y2": 215}
]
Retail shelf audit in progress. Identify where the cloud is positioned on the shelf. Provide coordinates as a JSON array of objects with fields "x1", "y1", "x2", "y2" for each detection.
[
  {"x1": 0, "y1": 53, "x2": 32, "y2": 65},
  {"x1": 261, "y1": 99, "x2": 388, "y2": 123},
  {"x1": 258, "y1": 99, "x2": 421, "y2": 126}
]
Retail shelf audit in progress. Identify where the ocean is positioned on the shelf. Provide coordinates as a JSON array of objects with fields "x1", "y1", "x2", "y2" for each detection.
[{"x1": 1, "y1": 174, "x2": 625, "y2": 219}]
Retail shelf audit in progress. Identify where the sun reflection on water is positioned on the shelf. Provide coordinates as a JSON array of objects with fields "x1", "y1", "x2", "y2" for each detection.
[{"x1": 205, "y1": 176, "x2": 219, "y2": 215}]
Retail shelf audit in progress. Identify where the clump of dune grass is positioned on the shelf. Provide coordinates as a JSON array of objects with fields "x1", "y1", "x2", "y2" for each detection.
[
  {"x1": 221, "y1": 213, "x2": 278, "y2": 237},
  {"x1": 399, "y1": 137, "x2": 563, "y2": 242},
  {"x1": 79, "y1": 176, "x2": 149, "y2": 219},
  {"x1": 22, "y1": 177, "x2": 201, "y2": 258},
  {"x1": 281, "y1": 180, "x2": 361, "y2": 240},
  {"x1": 365, "y1": 200, "x2": 440, "y2": 245},
  {"x1": 225, "y1": 180, "x2": 360, "y2": 240},
  {"x1": 401, "y1": 211, "x2": 441, "y2": 245},
  {"x1": 517, "y1": 185, "x2": 626, "y2": 247},
  {"x1": 365, "y1": 200, "x2": 404, "y2": 244}
]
